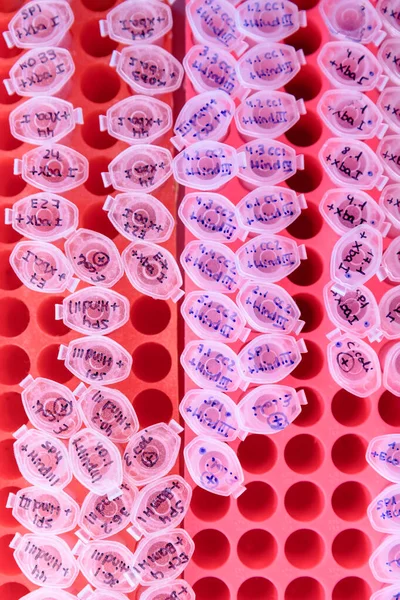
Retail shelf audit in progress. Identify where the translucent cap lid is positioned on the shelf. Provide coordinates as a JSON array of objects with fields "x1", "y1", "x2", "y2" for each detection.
[
  {"x1": 378, "y1": 38, "x2": 400, "y2": 85},
  {"x1": 377, "y1": 0, "x2": 400, "y2": 35},
  {"x1": 139, "y1": 581, "x2": 195, "y2": 600},
  {"x1": 367, "y1": 434, "x2": 400, "y2": 483},
  {"x1": 379, "y1": 183, "x2": 400, "y2": 228},
  {"x1": 172, "y1": 141, "x2": 239, "y2": 190},
  {"x1": 368, "y1": 483, "x2": 400, "y2": 534},
  {"x1": 237, "y1": 138, "x2": 304, "y2": 186},
  {"x1": 236, "y1": 0, "x2": 306, "y2": 42},
  {"x1": 319, "y1": 0, "x2": 386, "y2": 45},
  {"x1": 370, "y1": 535, "x2": 400, "y2": 583},
  {"x1": 370, "y1": 585, "x2": 400, "y2": 600},
  {"x1": 21, "y1": 589, "x2": 79, "y2": 600},
  {"x1": 378, "y1": 237, "x2": 400, "y2": 282},
  {"x1": 99, "y1": 0, "x2": 172, "y2": 45},
  {"x1": 378, "y1": 87, "x2": 400, "y2": 134},
  {"x1": 384, "y1": 342, "x2": 400, "y2": 397},
  {"x1": 377, "y1": 135, "x2": 400, "y2": 182},
  {"x1": 237, "y1": 43, "x2": 306, "y2": 90},
  {"x1": 379, "y1": 286, "x2": 400, "y2": 339}
]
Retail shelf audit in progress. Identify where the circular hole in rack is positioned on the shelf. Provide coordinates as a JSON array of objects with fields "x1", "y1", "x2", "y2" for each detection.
[
  {"x1": 132, "y1": 343, "x2": 172, "y2": 382},
  {"x1": 292, "y1": 294, "x2": 323, "y2": 332},
  {"x1": 0, "y1": 251, "x2": 22, "y2": 290},
  {"x1": 82, "y1": 200, "x2": 118, "y2": 238},
  {"x1": 285, "y1": 529, "x2": 324, "y2": 568},
  {"x1": 237, "y1": 529, "x2": 277, "y2": 569},
  {"x1": 0, "y1": 298, "x2": 29, "y2": 337},
  {"x1": 133, "y1": 389, "x2": 173, "y2": 427},
  {"x1": 331, "y1": 482, "x2": 370, "y2": 521},
  {"x1": 85, "y1": 156, "x2": 113, "y2": 196},
  {"x1": 193, "y1": 578, "x2": 230, "y2": 600},
  {"x1": 80, "y1": 20, "x2": 118, "y2": 57},
  {"x1": 131, "y1": 297, "x2": 171, "y2": 335},
  {"x1": 193, "y1": 529, "x2": 230, "y2": 569},
  {"x1": 2, "y1": 0, "x2": 24, "y2": 11},
  {"x1": 37, "y1": 344, "x2": 72, "y2": 384},
  {"x1": 0, "y1": 157, "x2": 26, "y2": 196},
  {"x1": 237, "y1": 481, "x2": 277, "y2": 521},
  {"x1": 37, "y1": 296, "x2": 70, "y2": 337},
  {"x1": 0, "y1": 488, "x2": 20, "y2": 525},
  {"x1": 238, "y1": 578, "x2": 277, "y2": 600},
  {"x1": 294, "y1": 387, "x2": 323, "y2": 427},
  {"x1": 332, "y1": 529, "x2": 371, "y2": 568},
  {"x1": 285, "y1": 65, "x2": 322, "y2": 101},
  {"x1": 0, "y1": 535, "x2": 19, "y2": 574},
  {"x1": 285, "y1": 18, "x2": 322, "y2": 55},
  {"x1": 82, "y1": 111, "x2": 117, "y2": 150},
  {"x1": 81, "y1": 65, "x2": 120, "y2": 103},
  {"x1": 287, "y1": 247, "x2": 323, "y2": 286},
  {"x1": 0, "y1": 345, "x2": 30, "y2": 384},
  {"x1": 0, "y1": 71, "x2": 21, "y2": 104},
  {"x1": 0, "y1": 584, "x2": 30, "y2": 600},
  {"x1": 285, "y1": 112, "x2": 323, "y2": 148},
  {"x1": 331, "y1": 434, "x2": 367, "y2": 474},
  {"x1": 287, "y1": 155, "x2": 323, "y2": 194},
  {"x1": 0, "y1": 391, "x2": 26, "y2": 432},
  {"x1": 191, "y1": 486, "x2": 230, "y2": 521},
  {"x1": 378, "y1": 390, "x2": 400, "y2": 426},
  {"x1": 284, "y1": 434, "x2": 324, "y2": 474},
  {"x1": 0, "y1": 439, "x2": 19, "y2": 479},
  {"x1": 285, "y1": 577, "x2": 325, "y2": 600},
  {"x1": 332, "y1": 390, "x2": 370, "y2": 426},
  {"x1": 285, "y1": 481, "x2": 324, "y2": 521},
  {"x1": 0, "y1": 23, "x2": 22, "y2": 59},
  {"x1": 292, "y1": 339, "x2": 324, "y2": 379},
  {"x1": 332, "y1": 577, "x2": 371, "y2": 600},
  {"x1": 81, "y1": 0, "x2": 117, "y2": 10},
  {"x1": 237, "y1": 435, "x2": 277, "y2": 474},
  {"x1": 287, "y1": 203, "x2": 323, "y2": 240},
  {"x1": 0, "y1": 114, "x2": 22, "y2": 150}
]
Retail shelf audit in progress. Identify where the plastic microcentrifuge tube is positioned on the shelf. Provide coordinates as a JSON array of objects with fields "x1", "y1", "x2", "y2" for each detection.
[
  {"x1": 378, "y1": 38, "x2": 400, "y2": 85},
  {"x1": 14, "y1": 144, "x2": 89, "y2": 193},
  {"x1": 237, "y1": 385, "x2": 307, "y2": 434},
  {"x1": 319, "y1": 138, "x2": 388, "y2": 190},
  {"x1": 367, "y1": 434, "x2": 400, "y2": 483},
  {"x1": 20, "y1": 375, "x2": 82, "y2": 438},
  {"x1": 237, "y1": 334, "x2": 307, "y2": 384},
  {"x1": 378, "y1": 237, "x2": 400, "y2": 282},
  {"x1": 5, "y1": 192, "x2": 79, "y2": 242},
  {"x1": 130, "y1": 529, "x2": 195, "y2": 586},
  {"x1": 330, "y1": 225, "x2": 383, "y2": 294},
  {"x1": 371, "y1": 585, "x2": 400, "y2": 600},
  {"x1": 236, "y1": 281, "x2": 305, "y2": 334},
  {"x1": 377, "y1": 0, "x2": 400, "y2": 35},
  {"x1": 10, "y1": 532, "x2": 78, "y2": 588},
  {"x1": 122, "y1": 240, "x2": 184, "y2": 301},
  {"x1": 172, "y1": 90, "x2": 235, "y2": 150},
  {"x1": 55, "y1": 288, "x2": 130, "y2": 336},
  {"x1": 368, "y1": 484, "x2": 400, "y2": 534},
  {"x1": 123, "y1": 420, "x2": 183, "y2": 486},
  {"x1": 179, "y1": 389, "x2": 245, "y2": 442},
  {"x1": 379, "y1": 184, "x2": 400, "y2": 229},
  {"x1": 103, "y1": 193, "x2": 174, "y2": 243},
  {"x1": 13, "y1": 426, "x2": 72, "y2": 490},
  {"x1": 383, "y1": 343, "x2": 400, "y2": 396},
  {"x1": 186, "y1": 0, "x2": 248, "y2": 55},
  {"x1": 323, "y1": 282, "x2": 382, "y2": 342},
  {"x1": 235, "y1": 234, "x2": 307, "y2": 283},
  {"x1": 317, "y1": 41, "x2": 388, "y2": 91},
  {"x1": 76, "y1": 478, "x2": 138, "y2": 541},
  {"x1": 99, "y1": 96, "x2": 172, "y2": 145},
  {"x1": 183, "y1": 44, "x2": 246, "y2": 100},
  {"x1": 235, "y1": 91, "x2": 306, "y2": 140},
  {"x1": 236, "y1": 186, "x2": 307, "y2": 234},
  {"x1": 128, "y1": 475, "x2": 192, "y2": 539},
  {"x1": 4, "y1": 47, "x2": 75, "y2": 97},
  {"x1": 99, "y1": 0, "x2": 172, "y2": 45},
  {"x1": 181, "y1": 290, "x2": 251, "y2": 343},
  {"x1": 10, "y1": 240, "x2": 78, "y2": 293},
  {"x1": 237, "y1": 138, "x2": 304, "y2": 187},
  {"x1": 69, "y1": 428, "x2": 123, "y2": 499},
  {"x1": 319, "y1": 188, "x2": 390, "y2": 236},
  {"x1": 102, "y1": 145, "x2": 173, "y2": 194},
  {"x1": 139, "y1": 581, "x2": 195, "y2": 600},
  {"x1": 317, "y1": 90, "x2": 388, "y2": 139},
  {"x1": 78, "y1": 586, "x2": 129, "y2": 600},
  {"x1": 379, "y1": 286, "x2": 400, "y2": 339},
  {"x1": 74, "y1": 384, "x2": 139, "y2": 444},
  {"x1": 236, "y1": 0, "x2": 307, "y2": 43},
  {"x1": 58, "y1": 336, "x2": 133, "y2": 386},
  {"x1": 110, "y1": 45, "x2": 184, "y2": 95},
  {"x1": 172, "y1": 141, "x2": 239, "y2": 190},
  {"x1": 73, "y1": 539, "x2": 137, "y2": 593},
  {"x1": 370, "y1": 535, "x2": 400, "y2": 583},
  {"x1": 181, "y1": 339, "x2": 247, "y2": 392},
  {"x1": 237, "y1": 43, "x2": 306, "y2": 91},
  {"x1": 327, "y1": 333, "x2": 381, "y2": 397},
  {"x1": 184, "y1": 436, "x2": 246, "y2": 497},
  {"x1": 319, "y1": 0, "x2": 386, "y2": 45},
  {"x1": 378, "y1": 87, "x2": 400, "y2": 135},
  {"x1": 9, "y1": 97, "x2": 83, "y2": 145},
  {"x1": 7, "y1": 486, "x2": 79, "y2": 535},
  {"x1": 21, "y1": 589, "x2": 78, "y2": 600},
  {"x1": 178, "y1": 192, "x2": 246, "y2": 243},
  {"x1": 377, "y1": 136, "x2": 400, "y2": 182},
  {"x1": 180, "y1": 240, "x2": 242, "y2": 294},
  {"x1": 3, "y1": 1, "x2": 74, "y2": 49},
  {"x1": 64, "y1": 229, "x2": 124, "y2": 288}
]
